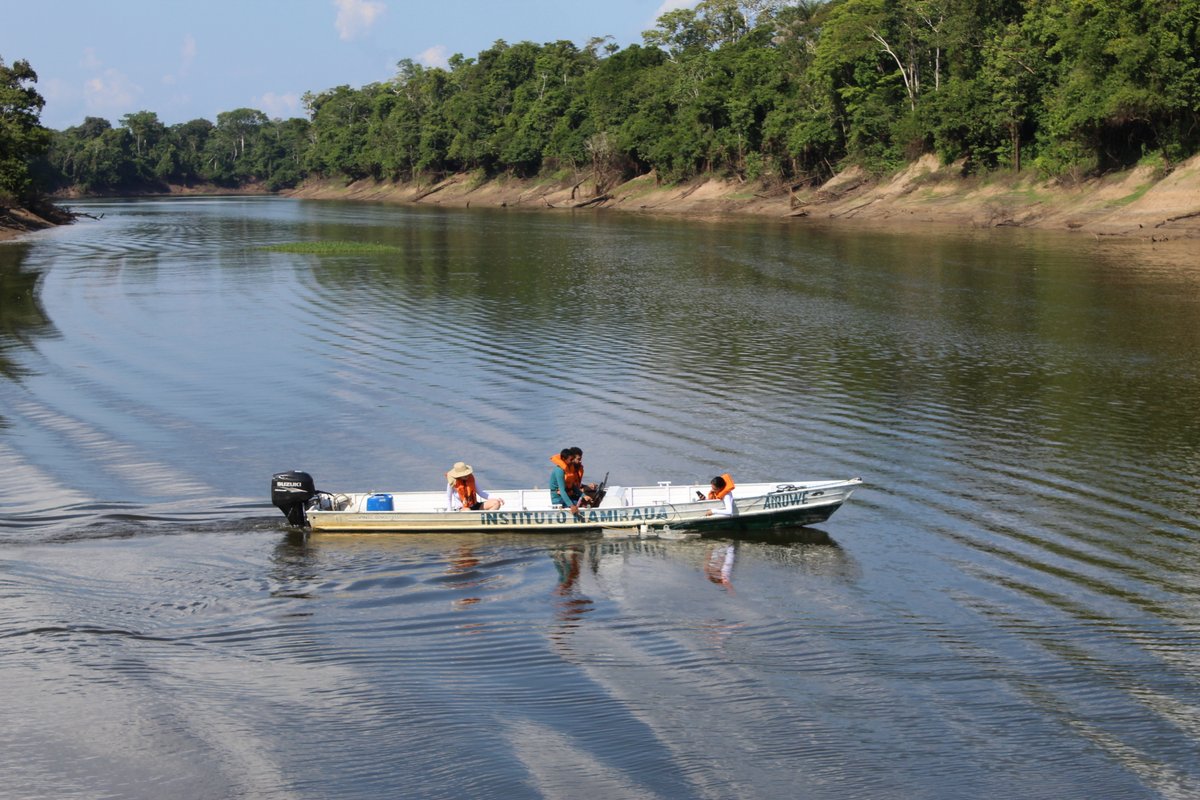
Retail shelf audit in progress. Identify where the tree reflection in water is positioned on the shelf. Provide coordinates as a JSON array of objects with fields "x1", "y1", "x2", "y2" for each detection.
[{"x1": 0, "y1": 244, "x2": 54, "y2": 388}]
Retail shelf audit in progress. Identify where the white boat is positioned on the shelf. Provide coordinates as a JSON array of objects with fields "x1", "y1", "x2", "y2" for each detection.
[{"x1": 271, "y1": 471, "x2": 862, "y2": 534}]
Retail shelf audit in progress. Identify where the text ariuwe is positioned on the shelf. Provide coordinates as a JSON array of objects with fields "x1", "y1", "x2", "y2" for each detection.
[
  {"x1": 481, "y1": 506, "x2": 672, "y2": 526},
  {"x1": 763, "y1": 491, "x2": 808, "y2": 510}
]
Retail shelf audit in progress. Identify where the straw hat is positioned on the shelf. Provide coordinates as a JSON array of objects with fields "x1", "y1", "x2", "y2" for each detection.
[{"x1": 447, "y1": 461, "x2": 474, "y2": 479}]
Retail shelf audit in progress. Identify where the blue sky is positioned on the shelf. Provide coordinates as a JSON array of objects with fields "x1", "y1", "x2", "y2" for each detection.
[{"x1": 1, "y1": 0, "x2": 696, "y2": 131}]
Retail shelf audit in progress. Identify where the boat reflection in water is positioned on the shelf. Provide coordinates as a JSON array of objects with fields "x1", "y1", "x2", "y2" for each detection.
[{"x1": 267, "y1": 525, "x2": 855, "y2": 618}]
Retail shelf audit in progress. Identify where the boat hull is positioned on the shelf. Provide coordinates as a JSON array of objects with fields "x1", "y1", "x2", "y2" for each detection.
[{"x1": 301, "y1": 479, "x2": 861, "y2": 534}]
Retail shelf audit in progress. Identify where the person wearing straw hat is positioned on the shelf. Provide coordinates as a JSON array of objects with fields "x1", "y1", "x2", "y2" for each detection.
[{"x1": 445, "y1": 461, "x2": 504, "y2": 511}]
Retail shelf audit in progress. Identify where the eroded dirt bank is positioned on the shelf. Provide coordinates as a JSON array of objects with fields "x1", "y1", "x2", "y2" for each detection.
[
  {"x1": 286, "y1": 153, "x2": 1200, "y2": 243},
  {"x1": 0, "y1": 203, "x2": 76, "y2": 242}
]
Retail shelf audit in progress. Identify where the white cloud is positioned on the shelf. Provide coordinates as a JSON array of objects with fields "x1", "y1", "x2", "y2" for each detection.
[
  {"x1": 416, "y1": 45, "x2": 449, "y2": 69},
  {"x1": 334, "y1": 0, "x2": 386, "y2": 41},
  {"x1": 84, "y1": 68, "x2": 141, "y2": 115},
  {"x1": 78, "y1": 48, "x2": 141, "y2": 116},
  {"x1": 256, "y1": 91, "x2": 302, "y2": 119}
]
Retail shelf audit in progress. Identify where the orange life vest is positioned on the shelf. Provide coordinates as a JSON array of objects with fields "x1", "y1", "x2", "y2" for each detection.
[
  {"x1": 708, "y1": 473, "x2": 736, "y2": 500},
  {"x1": 550, "y1": 454, "x2": 583, "y2": 494},
  {"x1": 448, "y1": 473, "x2": 478, "y2": 508},
  {"x1": 566, "y1": 461, "x2": 583, "y2": 493}
]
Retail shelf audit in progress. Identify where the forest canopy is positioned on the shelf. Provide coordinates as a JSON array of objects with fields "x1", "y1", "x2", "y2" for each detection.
[{"x1": 16, "y1": 0, "x2": 1200, "y2": 196}]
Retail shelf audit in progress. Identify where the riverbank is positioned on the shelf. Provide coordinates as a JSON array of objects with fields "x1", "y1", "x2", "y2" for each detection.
[
  {"x1": 8, "y1": 156, "x2": 1199, "y2": 243},
  {"x1": 0, "y1": 202, "x2": 77, "y2": 242},
  {"x1": 285, "y1": 153, "x2": 1200, "y2": 242}
]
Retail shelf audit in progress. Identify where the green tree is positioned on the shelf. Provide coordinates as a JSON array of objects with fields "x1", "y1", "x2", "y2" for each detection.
[
  {"x1": 364, "y1": 67, "x2": 419, "y2": 179},
  {"x1": 46, "y1": 118, "x2": 106, "y2": 189},
  {"x1": 0, "y1": 56, "x2": 52, "y2": 201},
  {"x1": 412, "y1": 66, "x2": 455, "y2": 175},
  {"x1": 120, "y1": 110, "x2": 167, "y2": 184},
  {"x1": 303, "y1": 86, "x2": 373, "y2": 178},
  {"x1": 167, "y1": 118, "x2": 215, "y2": 185},
  {"x1": 206, "y1": 108, "x2": 270, "y2": 183},
  {"x1": 1032, "y1": 0, "x2": 1200, "y2": 174},
  {"x1": 440, "y1": 40, "x2": 543, "y2": 173},
  {"x1": 256, "y1": 116, "x2": 310, "y2": 189},
  {"x1": 46, "y1": 116, "x2": 138, "y2": 191},
  {"x1": 497, "y1": 40, "x2": 596, "y2": 174},
  {"x1": 809, "y1": 0, "x2": 922, "y2": 169},
  {"x1": 982, "y1": 19, "x2": 1043, "y2": 171},
  {"x1": 762, "y1": 1, "x2": 837, "y2": 180}
]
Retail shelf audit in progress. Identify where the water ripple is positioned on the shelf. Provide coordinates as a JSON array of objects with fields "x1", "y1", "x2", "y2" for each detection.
[{"x1": 3, "y1": 200, "x2": 1200, "y2": 798}]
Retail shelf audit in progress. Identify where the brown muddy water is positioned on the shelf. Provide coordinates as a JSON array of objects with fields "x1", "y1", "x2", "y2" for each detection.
[{"x1": 1, "y1": 197, "x2": 1198, "y2": 799}]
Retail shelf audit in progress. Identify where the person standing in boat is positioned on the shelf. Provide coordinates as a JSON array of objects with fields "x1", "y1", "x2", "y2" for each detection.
[
  {"x1": 549, "y1": 448, "x2": 583, "y2": 514},
  {"x1": 705, "y1": 474, "x2": 738, "y2": 517},
  {"x1": 445, "y1": 462, "x2": 504, "y2": 511}
]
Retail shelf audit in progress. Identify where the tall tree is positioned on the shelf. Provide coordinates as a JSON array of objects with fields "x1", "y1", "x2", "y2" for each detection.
[
  {"x1": 303, "y1": 86, "x2": 372, "y2": 178},
  {"x1": 120, "y1": 110, "x2": 167, "y2": 184},
  {"x1": 0, "y1": 56, "x2": 51, "y2": 201},
  {"x1": 167, "y1": 118, "x2": 215, "y2": 185},
  {"x1": 207, "y1": 108, "x2": 270, "y2": 183}
]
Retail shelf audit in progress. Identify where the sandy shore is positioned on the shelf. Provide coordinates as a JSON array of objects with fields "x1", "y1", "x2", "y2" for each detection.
[{"x1": 7, "y1": 155, "x2": 1200, "y2": 244}]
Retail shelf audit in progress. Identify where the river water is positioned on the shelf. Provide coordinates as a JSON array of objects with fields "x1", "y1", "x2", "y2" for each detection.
[{"x1": 1, "y1": 197, "x2": 1198, "y2": 799}]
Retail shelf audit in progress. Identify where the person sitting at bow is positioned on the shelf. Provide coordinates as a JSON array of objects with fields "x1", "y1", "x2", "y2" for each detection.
[
  {"x1": 704, "y1": 473, "x2": 737, "y2": 517},
  {"x1": 445, "y1": 461, "x2": 504, "y2": 511}
]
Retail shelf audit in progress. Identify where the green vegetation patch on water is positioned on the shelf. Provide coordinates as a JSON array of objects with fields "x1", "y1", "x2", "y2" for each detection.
[{"x1": 259, "y1": 241, "x2": 402, "y2": 255}]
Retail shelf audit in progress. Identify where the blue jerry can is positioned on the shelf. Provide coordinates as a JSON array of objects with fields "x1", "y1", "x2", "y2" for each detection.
[{"x1": 365, "y1": 493, "x2": 393, "y2": 511}]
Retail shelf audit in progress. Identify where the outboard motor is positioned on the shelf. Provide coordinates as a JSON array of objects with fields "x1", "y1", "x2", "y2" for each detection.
[{"x1": 272, "y1": 470, "x2": 316, "y2": 526}]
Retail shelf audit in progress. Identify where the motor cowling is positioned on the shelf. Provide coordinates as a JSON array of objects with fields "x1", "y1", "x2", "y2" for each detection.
[{"x1": 272, "y1": 470, "x2": 316, "y2": 526}]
